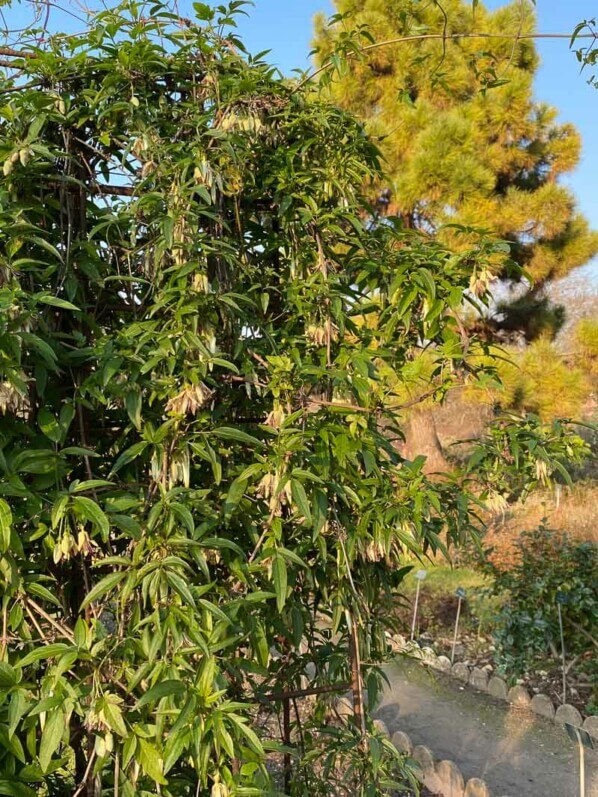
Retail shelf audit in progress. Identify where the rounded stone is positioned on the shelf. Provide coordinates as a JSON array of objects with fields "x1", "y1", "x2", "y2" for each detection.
[
  {"x1": 433, "y1": 654, "x2": 452, "y2": 673},
  {"x1": 99, "y1": 609, "x2": 117, "y2": 633},
  {"x1": 436, "y1": 759, "x2": 465, "y2": 797},
  {"x1": 404, "y1": 640, "x2": 422, "y2": 657},
  {"x1": 452, "y1": 662, "x2": 470, "y2": 682},
  {"x1": 583, "y1": 715, "x2": 598, "y2": 740},
  {"x1": 465, "y1": 778, "x2": 491, "y2": 797},
  {"x1": 487, "y1": 676, "x2": 508, "y2": 700},
  {"x1": 507, "y1": 684, "x2": 531, "y2": 708},
  {"x1": 412, "y1": 744, "x2": 435, "y2": 776},
  {"x1": 421, "y1": 646, "x2": 438, "y2": 665},
  {"x1": 394, "y1": 634, "x2": 407, "y2": 649},
  {"x1": 452, "y1": 642, "x2": 465, "y2": 659},
  {"x1": 530, "y1": 694, "x2": 555, "y2": 720},
  {"x1": 373, "y1": 719, "x2": 389, "y2": 737},
  {"x1": 555, "y1": 703, "x2": 583, "y2": 727},
  {"x1": 411, "y1": 744, "x2": 440, "y2": 794},
  {"x1": 469, "y1": 667, "x2": 489, "y2": 692},
  {"x1": 413, "y1": 745, "x2": 442, "y2": 793},
  {"x1": 391, "y1": 730, "x2": 413, "y2": 755}
]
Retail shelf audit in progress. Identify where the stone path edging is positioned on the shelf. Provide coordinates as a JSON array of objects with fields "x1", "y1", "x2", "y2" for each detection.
[
  {"x1": 373, "y1": 717, "x2": 502, "y2": 797},
  {"x1": 336, "y1": 695, "x2": 499, "y2": 795},
  {"x1": 390, "y1": 634, "x2": 598, "y2": 741}
]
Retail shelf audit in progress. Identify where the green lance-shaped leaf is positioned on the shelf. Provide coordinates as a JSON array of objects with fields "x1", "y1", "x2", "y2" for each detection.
[
  {"x1": 290, "y1": 479, "x2": 312, "y2": 525},
  {"x1": 223, "y1": 477, "x2": 247, "y2": 520},
  {"x1": 166, "y1": 571, "x2": 196, "y2": 607},
  {"x1": 138, "y1": 737, "x2": 166, "y2": 785},
  {"x1": 38, "y1": 408, "x2": 62, "y2": 443},
  {"x1": 15, "y1": 643, "x2": 72, "y2": 669},
  {"x1": 72, "y1": 496, "x2": 110, "y2": 540},
  {"x1": 227, "y1": 713, "x2": 264, "y2": 756},
  {"x1": 0, "y1": 499, "x2": 12, "y2": 553},
  {"x1": 170, "y1": 502, "x2": 194, "y2": 535},
  {"x1": 272, "y1": 553, "x2": 288, "y2": 612},
  {"x1": 0, "y1": 779, "x2": 36, "y2": 797},
  {"x1": 26, "y1": 582, "x2": 62, "y2": 607},
  {"x1": 0, "y1": 661, "x2": 19, "y2": 688},
  {"x1": 70, "y1": 479, "x2": 114, "y2": 494},
  {"x1": 0, "y1": 725, "x2": 26, "y2": 763},
  {"x1": 135, "y1": 680, "x2": 186, "y2": 709},
  {"x1": 125, "y1": 389, "x2": 142, "y2": 430},
  {"x1": 164, "y1": 727, "x2": 190, "y2": 774},
  {"x1": 111, "y1": 441, "x2": 149, "y2": 474},
  {"x1": 417, "y1": 267, "x2": 436, "y2": 300},
  {"x1": 8, "y1": 690, "x2": 29, "y2": 739},
  {"x1": 79, "y1": 571, "x2": 126, "y2": 611},
  {"x1": 39, "y1": 708, "x2": 64, "y2": 773},
  {"x1": 36, "y1": 294, "x2": 79, "y2": 311},
  {"x1": 101, "y1": 696, "x2": 128, "y2": 737},
  {"x1": 212, "y1": 426, "x2": 264, "y2": 447}
]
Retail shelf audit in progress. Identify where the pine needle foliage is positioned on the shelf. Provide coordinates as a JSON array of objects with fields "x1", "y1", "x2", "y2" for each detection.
[
  {"x1": 313, "y1": 0, "x2": 598, "y2": 286},
  {"x1": 574, "y1": 318, "x2": 598, "y2": 376},
  {"x1": 499, "y1": 340, "x2": 589, "y2": 420}
]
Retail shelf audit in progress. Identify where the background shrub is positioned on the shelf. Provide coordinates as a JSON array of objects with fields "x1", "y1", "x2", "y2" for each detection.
[{"x1": 482, "y1": 524, "x2": 598, "y2": 676}]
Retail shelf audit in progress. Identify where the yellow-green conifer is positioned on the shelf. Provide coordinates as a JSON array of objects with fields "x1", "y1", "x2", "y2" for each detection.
[{"x1": 313, "y1": 0, "x2": 598, "y2": 287}]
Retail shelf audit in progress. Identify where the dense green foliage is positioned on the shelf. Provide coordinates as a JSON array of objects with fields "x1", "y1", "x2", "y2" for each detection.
[
  {"x1": 483, "y1": 526, "x2": 598, "y2": 677},
  {"x1": 466, "y1": 413, "x2": 590, "y2": 507},
  {"x1": 0, "y1": 2, "x2": 590, "y2": 795},
  {"x1": 313, "y1": 0, "x2": 598, "y2": 301}
]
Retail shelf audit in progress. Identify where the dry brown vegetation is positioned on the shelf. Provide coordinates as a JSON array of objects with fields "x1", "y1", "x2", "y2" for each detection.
[
  {"x1": 482, "y1": 482, "x2": 598, "y2": 569},
  {"x1": 426, "y1": 381, "x2": 597, "y2": 570}
]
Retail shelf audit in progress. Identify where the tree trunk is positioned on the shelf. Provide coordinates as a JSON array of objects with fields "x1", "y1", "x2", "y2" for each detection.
[{"x1": 403, "y1": 409, "x2": 449, "y2": 473}]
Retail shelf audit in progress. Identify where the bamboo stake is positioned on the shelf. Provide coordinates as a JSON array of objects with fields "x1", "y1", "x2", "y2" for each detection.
[{"x1": 349, "y1": 616, "x2": 365, "y2": 735}]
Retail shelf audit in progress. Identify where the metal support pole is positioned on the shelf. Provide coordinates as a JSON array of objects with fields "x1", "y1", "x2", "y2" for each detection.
[
  {"x1": 410, "y1": 579, "x2": 421, "y2": 642},
  {"x1": 451, "y1": 597, "x2": 462, "y2": 664},
  {"x1": 580, "y1": 737, "x2": 585, "y2": 797},
  {"x1": 558, "y1": 602, "x2": 567, "y2": 704},
  {"x1": 283, "y1": 696, "x2": 291, "y2": 793},
  {"x1": 565, "y1": 723, "x2": 593, "y2": 797}
]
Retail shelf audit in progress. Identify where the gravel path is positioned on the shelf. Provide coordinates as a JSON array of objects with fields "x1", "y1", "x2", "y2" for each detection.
[{"x1": 376, "y1": 659, "x2": 598, "y2": 797}]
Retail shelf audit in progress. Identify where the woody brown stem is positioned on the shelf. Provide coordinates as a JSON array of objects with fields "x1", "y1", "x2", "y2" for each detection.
[
  {"x1": 283, "y1": 695, "x2": 291, "y2": 792},
  {"x1": 25, "y1": 598, "x2": 75, "y2": 641},
  {"x1": 349, "y1": 618, "x2": 365, "y2": 735},
  {"x1": 266, "y1": 681, "x2": 351, "y2": 701}
]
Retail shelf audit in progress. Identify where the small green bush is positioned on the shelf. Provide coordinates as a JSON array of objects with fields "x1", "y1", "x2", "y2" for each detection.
[{"x1": 482, "y1": 525, "x2": 598, "y2": 676}]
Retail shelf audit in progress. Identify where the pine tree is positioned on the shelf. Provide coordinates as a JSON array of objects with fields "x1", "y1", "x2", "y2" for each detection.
[
  {"x1": 313, "y1": 0, "x2": 598, "y2": 467},
  {"x1": 313, "y1": 0, "x2": 598, "y2": 293}
]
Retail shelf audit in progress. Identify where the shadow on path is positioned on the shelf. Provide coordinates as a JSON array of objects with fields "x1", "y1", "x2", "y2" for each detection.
[{"x1": 376, "y1": 659, "x2": 598, "y2": 797}]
